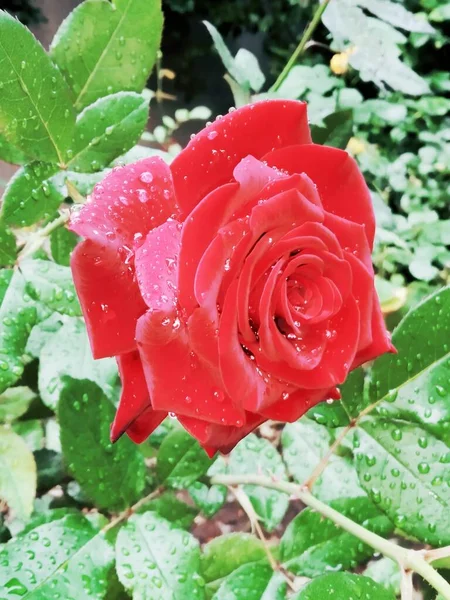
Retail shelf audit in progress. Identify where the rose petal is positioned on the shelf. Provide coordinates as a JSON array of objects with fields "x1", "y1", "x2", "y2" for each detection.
[
  {"x1": 263, "y1": 144, "x2": 375, "y2": 247},
  {"x1": 111, "y1": 351, "x2": 166, "y2": 442},
  {"x1": 71, "y1": 240, "x2": 146, "y2": 358},
  {"x1": 353, "y1": 294, "x2": 394, "y2": 367},
  {"x1": 126, "y1": 405, "x2": 168, "y2": 444},
  {"x1": 171, "y1": 100, "x2": 311, "y2": 213},
  {"x1": 137, "y1": 311, "x2": 245, "y2": 425},
  {"x1": 70, "y1": 157, "x2": 179, "y2": 248},
  {"x1": 260, "y1": 388, "x2": 331, "y2": 421},
  {"x1": 178, "y1": 413, "x2": 265, "y2": 456}
]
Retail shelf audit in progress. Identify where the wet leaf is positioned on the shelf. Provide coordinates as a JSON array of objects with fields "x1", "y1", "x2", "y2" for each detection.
[
  {"x1": 116, "y1": 511, "x2": 205, "y2": 599},
  {"x1": 0, "y1": 11, "x2": 75, "y2": 164},
  {"x1": 0, "y1": 426, "x2": 36, "y2": 520},
  {"x1": 58, "y1": 378, "x2": 145, "y2": 511},
  {"x1": 292, "y1": 572, "x2": 395, "y2": 599},
  {"x1": 0, "y1": 226, "x2": 16, "y2": 267},
  {"x1": 50, "y1": 0, "x2": 163, "y2": 110},
  {"x1": 212, "y1": 563, "x2": 286, "y2": 600},
  {"x1": 0, "y1": 162, "x2": 63, "y2": 227},
  {"x1": 0, "y1": 386, "x2": 36, "y2": 423}
]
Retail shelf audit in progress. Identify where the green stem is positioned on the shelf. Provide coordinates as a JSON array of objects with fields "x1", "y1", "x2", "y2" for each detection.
[
  {"x1": 211, "y1": 474, "x2": 450, "y2": 600},
  {"x1": 271, "y1": 0, "x2": 332, "y2": 92},
  {"x1": 16, "y1": 211, "x2": 70, "y2": 263}
]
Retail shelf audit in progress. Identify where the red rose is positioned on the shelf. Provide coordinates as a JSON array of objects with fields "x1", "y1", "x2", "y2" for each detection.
[{"x1": 70, "y1": 100, "x2": 393, "y2": 456}]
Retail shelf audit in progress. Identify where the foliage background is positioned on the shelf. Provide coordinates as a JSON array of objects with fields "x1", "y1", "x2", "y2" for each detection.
[{"x1": 0, "y1": 0, "x2": 449, "y2": 599}]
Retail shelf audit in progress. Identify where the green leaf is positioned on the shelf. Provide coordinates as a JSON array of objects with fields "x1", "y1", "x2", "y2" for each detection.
[
  {"x1": 25, "y1": 313, "x2": 63, "y2": 359},
  {"x1": 0, "y1": 270, "x2": 38, "y2": 393},
  {"x1": 0, "y1": 162, "x2": 63, "y2": 227},
  {"x1": 0, "y1": 11, "x2": 76, "y2": 164},
  {"x1": 430, "y1": 3, "x2": 450, "y2": 22},
  {"x1": 280, "y1": 497, "x2": 393, "y2": 577},
  {"x1": 203, "y1": 22, "x2": 264, "y2": 93},
  {"x1": 19, "y1": 507, "x2": 79, "y2": 536},
  {"x1": 116, "y1": 511, "x2": 205, "y2": 599},
  {"x1": 68, "y1": 92, "x2": 149, "y2": 172},
  {"x1": 354, "y1": 418, "x2": 450, "y2": 545},
  {"x1": 212, "y1": 563, "x2": 286, "y2": 600},
  {"x1": 20, "y1": 259, "x2": 81, "y2": 317},
  {"x1": 293, "y1": 572, "x2": 395, "y2": 599},
  {"x1": 188, "y1": 481, "x2": 226, "y2": 517},
  {"x1": 363, "y1": 558, "x2": 401, "y2": 595},
  {"x1": 0, "y1": 269, "x2": 13, "y2": 305},
  {"x1": 369, "y1": 287, "x2": 450, "y2": 438},
  {"x1": 0, "y1": 226, "x2": 16, "y2": 267},
  {"x1": 0, "y1": 132, "x2": 28, "y2": 165},
  {"x1": 0, "y1": 514, "x2": 114, "y2": 598},
  {"x1": 282, "y1": 419, "x2": 364, "y2": 502},
  {"x1": 136, "y1": 490, "x2": 198, "y2": 530},
  {"x1": 0, "y1": 386, "x2": 36, "y2": 423},
  {"x1": 35, "y1": 448, "x2": 66, "y2": 493},
  {"x1": 157, "y1": 427, "x2": 214, "y2": 489},
  {"x1": 50, "y1": 226, "x2": 78, "y2": 266},
  {"x1": 50, "y1": 0, "x2": 163, "y2": 110},
  {"x1": 311, "y1": 109, "x2": 353, "y2": 149},
  {"x1": 219, "y1": 434, "x2": 288, "y2": 531},
  {"x1": 0, "y1": 426, "x2": 36, "y2": 520},
  {"x1": 358, "y1": 0, "x2": 435, "y2": 33},
  {"x1": 339, "y1": 368, "x2": 366, "y2": 418},
  {"x1": 201, "y1": 533, "x2": 267, "y2": 589},
  {"x1": 38, "y1": 318, "x2": 117, "y2": 409},
  {"x1": 12, "y1": 419, "x2": 44, "y2": 451},
  {"x1": 306, "y1": 400, "x2": 350, "y2": 428},
  {"x1": 58, "y1": 378, "x2": 146, "y2": 511}
]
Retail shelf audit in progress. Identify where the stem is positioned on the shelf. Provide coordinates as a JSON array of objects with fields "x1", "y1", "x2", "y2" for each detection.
[
  {"x1": 102, "y1": 486, "x2": 164, "y2": 533},
  {"x1": 16, "y1": 211, "x2": 70, "y2": 263},
  {"x1": 211, "y1": 474, "x2": 450, "y2": 600},
  {"x1": 303, "y1": 420, "x2": 355, "y2": 490},
  {"x1": 271, "y1": 0, "x2": 332, "y2": 92},
  {"x1": 401, "y1": 568, "x2": 413, "y2": 600}
]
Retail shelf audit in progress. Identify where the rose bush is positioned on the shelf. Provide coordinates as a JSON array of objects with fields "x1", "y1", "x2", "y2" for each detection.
[{"x1": 70, "y1": 99, "x2": 393, "y2": 455}]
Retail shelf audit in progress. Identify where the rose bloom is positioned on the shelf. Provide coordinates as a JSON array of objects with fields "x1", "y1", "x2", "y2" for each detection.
[{"x1": 70, "y1": 100, "x2": 394, "y2": 456}]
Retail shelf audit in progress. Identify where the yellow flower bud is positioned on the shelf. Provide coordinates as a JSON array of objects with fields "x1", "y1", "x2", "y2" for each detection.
[
  {"x1": 347, "y1": 137, "x2": 366, "y2": 156},
  {"x1": 330, "y1": 53, "x2": 349, "y2": 75}
]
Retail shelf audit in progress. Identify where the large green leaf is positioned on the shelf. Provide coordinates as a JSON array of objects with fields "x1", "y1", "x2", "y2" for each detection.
[
  {"x1": 293, "y1": 572, "x2": 395, "y2": 599},
  {"x1": 68, "y1": 92, "x2": 149, "y2": 172},
  {"x1": 58, "y1": 378, "x2": 145, "y2": 511},
  {"x1": 201, "y1": 533, "x2": 267, "y2": 590},
  {"x1": 0, "y1": 131, "x2": 28, "y2": 165},
  {"x1": 50, "y1": 0, "x2": 163, "y2": 110},
  {"x1": 50, "y1": 226, "x2": 78, "y2": 267},
  {"x1": 157, "y1": 427, "x2": 214, "y2": 489},
  {"x1": 0, "y1": 11, "x2": 75, "y2": 164},
  {"x1": 211, "y1": 563, "x2": 286, "y2": 600},
  {"x1": 282, "y1": 419, "x2": 364, "y2": 503},
  {"x1": 0, "y1": 426, "x2": 36, "y2": 520},
  {"x1": 215, "y1": 434, "x2": 288, "y2": 531},
  {"x1": 38, "y1": 318, "x2": 117, "y2": 409},
  {"x1": 116, "y1": 511, "x2": 205, "y2": 600},
  {"x1": 0, "y1": 386, "x2": 36, "y2": 423},
  {"x1": 354, "y1": 418, "x2": 450, "y2": 545},
  {"x1": 0, "y1": 270, "x2": 38, "y2": 394},
  {"x1": 0, "y1": 162, "x2": 63, "y2": 227},
  {"x1": 21, "y1": 259, "x2": 81, "y2": 317},
  {"x1": 0, "y1": 514, "x2": 114, "y2": 598},
  {"x1": 0, "y1": 226, "x2": 16, "y2": 267},
  {"x1": 280, "y1": 497, "x2": 393, "y2": 577}
]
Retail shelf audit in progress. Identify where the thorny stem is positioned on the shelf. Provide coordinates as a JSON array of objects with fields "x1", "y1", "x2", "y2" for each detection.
[
  {"x1": 16, "y1": 211, "x2": 70, "y2": 263},
  {"x1": 401, "y1": 567, "x2": 414, "y2": 600},
  {"x1": 211, "y1": 474, "x2": 450, "y2": 600},
  {"x1": 102, "y1": 486, "x2": 164, "y2": 534},
  {"x1": 271, "y1": 0, "x2": 332, "y2": 92},
  {"x1": 302, "y1": 419, "x2": 355, "y2": 490}
]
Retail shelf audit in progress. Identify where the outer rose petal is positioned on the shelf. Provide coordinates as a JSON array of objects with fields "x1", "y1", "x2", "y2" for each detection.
[
  {"x1": 111, "y1": 352, "x2": 166, "y2": 442},
  {"x1": 126, "y1": 405, "x2": 167, "y2": 444},
  {"x1": 171, "y1": 100, "x2": 311, "y2": 214},
  {"x1": 178, "y1": 413, "x2": 265, "y2": 457},
  {"x1": 136, "y1": 312, "x2": 245, "y2": 425},
  {"x1": 71, "y1": 240, "x2": 146, "y2": 358},
  {"x1": 263, "y1": 144, "x2": 375, "y2": 248},
  {"x1": 70, "y1": 157, "x2": 179, "y2": 247}
]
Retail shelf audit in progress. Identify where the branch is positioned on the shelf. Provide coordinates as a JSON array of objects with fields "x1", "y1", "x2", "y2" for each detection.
[
  {"x1": 102, "y1": 486, "x2": 164, "y2": 533},
  {"x1": 211, "y1": 474, "x2": 450, "y2": 600},
  {"x1": 16, "y1": 210, "x2": 70, "y2": 263}
]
